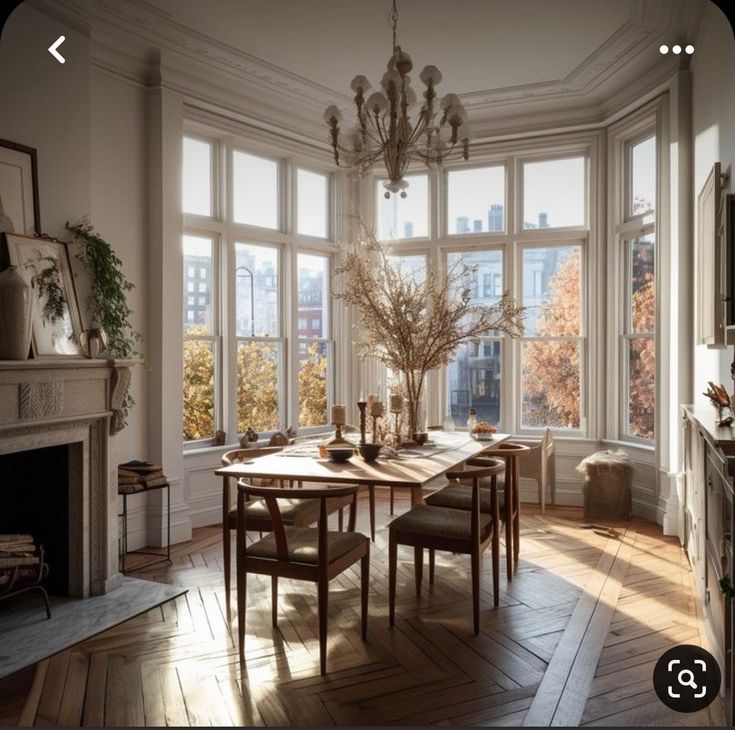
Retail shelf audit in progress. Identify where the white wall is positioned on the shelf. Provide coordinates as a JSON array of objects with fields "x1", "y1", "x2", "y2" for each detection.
[{"x1": 692, "y1": 3, "x2": 735, "y2": 397}]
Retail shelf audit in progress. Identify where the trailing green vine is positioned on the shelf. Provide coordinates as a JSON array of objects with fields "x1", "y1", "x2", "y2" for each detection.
[
  {"x1": 28, "y1": 255, "x2": 66, "y2": 324},
  {"x1": 66, "y1": 217, "x2": 142, "y2": 421},
  {"x1": 65, "y1": 217, "x2": 142, "y2": 358}
]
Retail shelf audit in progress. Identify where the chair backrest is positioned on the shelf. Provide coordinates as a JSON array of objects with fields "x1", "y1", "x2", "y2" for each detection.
[
  {"x1": 236, "y1": 482, "x2": 359, "y2": 564},
  {"x1": 445, "y1": 464, "x2": 501, "y2": 545},
  {"x1": 221, "y1": 446, "x2": 283, "y2": 465}
]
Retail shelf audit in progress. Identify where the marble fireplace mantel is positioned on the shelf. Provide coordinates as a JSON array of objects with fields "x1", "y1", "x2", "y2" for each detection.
[{"x1": 0, "y1": 358, "x2": 138, "y2": 597}]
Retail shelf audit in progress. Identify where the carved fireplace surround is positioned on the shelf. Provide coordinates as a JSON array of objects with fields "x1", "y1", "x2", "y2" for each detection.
[{"x1": 0, "y1": 359, "x2": 134, "y2": 598}]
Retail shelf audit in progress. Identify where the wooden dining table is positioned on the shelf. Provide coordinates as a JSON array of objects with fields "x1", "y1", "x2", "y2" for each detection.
[{"x1": 215, "y1": 431, "x2": 510, "y2": 540}]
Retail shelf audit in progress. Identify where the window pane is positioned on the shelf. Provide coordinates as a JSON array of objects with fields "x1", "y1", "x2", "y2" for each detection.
[
  {"x1": 522, "y1": 340, "x2": 581, "y2": 429},
  {"x1": 297, "y1": 169, "x2": 328, "y2": 238},
  {"x1": 183, "y1": 339, "x2": 215, "y2": 441},
  {"x1": 630, "y1": 234, "x2": 655, "y2": 333},
  {"x1": 377, "y1": 174, "x2": 428, "y2": 240},
  {"x1": 299, "y1": 340, "x2": 328, "y2": 426},
  {"x1": 387, "y1": 254, "x2": 427, "y2": 284},
  {"x1": 237, "y1": 340, "x2": 280, "y2": 432},
  {"x1": 447, "y1": 250, "x2": 503, "y2": 305},
  {"x1": 631, "y1": 136, "x2": 656, "y2": 216},
  {"x1": 182, "y1": 137, "x2": 212, "y2": 216},
  {"x1": 627, "y1": 336, "x2": 655, "y2": 440},
  {"x1": 235, "y1": 244, "x2": 278, "y2": 337},
  {"x1": 522, "y1": 246, "x2": 581, "y2": 336},
  {"x1": 447, "y1": 339, "x2": 502, "y2": 427},
  {"x1": 183, "y1": 235, "x2": 213, "y2": 334},
  {"x1": 447, "y1": 166, "x2": 505, "y2": 234},
  {"x1": 523, "y1": 157, "x2": 585, "y2": 229},
  {"x1": 233, "y1": 151, "x2": 278, "y2": 229},
  {"x1": 298, "y1": 253, "x2": 328, "y2": 338}
]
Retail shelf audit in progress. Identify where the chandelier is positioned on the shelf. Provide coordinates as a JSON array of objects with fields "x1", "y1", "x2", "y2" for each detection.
[{"x1": 323, "y1": 0, "x2": 472, "y2": 198}]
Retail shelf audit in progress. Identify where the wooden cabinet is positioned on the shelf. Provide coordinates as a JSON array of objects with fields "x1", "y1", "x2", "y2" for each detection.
[{"x1": 682, "y1": 406, "x2": 735, "y2": 723}]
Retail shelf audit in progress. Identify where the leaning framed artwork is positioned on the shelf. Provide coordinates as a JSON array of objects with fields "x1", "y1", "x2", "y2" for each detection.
[
  {"x1": 3, "y1": 233, "x2": 83, "y2": 357},
  {"x1": 0, "y1": 139, "x2": 40, "y2": 237}
]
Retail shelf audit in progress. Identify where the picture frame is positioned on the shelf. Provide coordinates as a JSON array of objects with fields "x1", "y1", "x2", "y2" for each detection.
[
  {"x1": 0, "y1": 139, "x2": 40, "y2": 237},
  {"x1": 696, "y1": 162, "x2": 726, "y2": 348},
  {"x1": 3, "y1": 233, "x2": 83, "y2": 358}
]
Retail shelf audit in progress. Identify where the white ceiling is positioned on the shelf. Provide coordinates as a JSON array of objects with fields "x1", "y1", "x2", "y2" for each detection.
[{"x1": 145, "y1": 0, "x2": 633, "y2": 95}]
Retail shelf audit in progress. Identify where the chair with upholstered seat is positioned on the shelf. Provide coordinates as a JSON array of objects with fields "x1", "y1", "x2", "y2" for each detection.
[
  {"x1": 221, "y1": 447, "x2": 353, "y2": 621},
  {"x1": 388, "y1": 461, "x2": 504, "y2": 634},
  {"x1": 235, "y1": 481, "x2": 369, "y2": 675}
]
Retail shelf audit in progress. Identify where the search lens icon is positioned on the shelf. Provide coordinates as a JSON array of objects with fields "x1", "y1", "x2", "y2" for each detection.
[{"x1": 677, "y1": 669, "x2": 697, "y2": 689}]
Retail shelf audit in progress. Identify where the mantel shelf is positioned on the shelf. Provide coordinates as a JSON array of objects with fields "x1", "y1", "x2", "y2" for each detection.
[{"x1": 0, "y1": 358, "x2": 142, "y2": 371}]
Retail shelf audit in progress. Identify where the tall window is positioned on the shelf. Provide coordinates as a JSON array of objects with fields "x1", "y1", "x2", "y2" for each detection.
[
  {"x1": 447, "y1": 165, "x2": 505, "y2": 235},
  {"x1": 182, "y1": 234, "x2": 218, "y2": 441},
  {"x1": 182, "y1": 132, "x2": 334, "y2": 444},
  {"x1": 446, "y1": 250, "x2": 504, "y2": 427},
  {"x1": 520, "y1": 245, "x2": 583, "y2": 430},
  {"x1": 620, "y1": 132, "x2": 656, "y2": 441},
  {"x1": 377, "y1": 174, "x2": 429, "y2": 240}
]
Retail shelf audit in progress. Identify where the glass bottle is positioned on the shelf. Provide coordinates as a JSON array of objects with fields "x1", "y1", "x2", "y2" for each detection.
[{"x1": 467, "y1": 407, "x2": 477, "y2": 431}]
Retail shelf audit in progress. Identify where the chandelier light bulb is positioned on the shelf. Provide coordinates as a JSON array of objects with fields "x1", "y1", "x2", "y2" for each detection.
[
  {"x1": 672, "y1": 44, "x2": 682, "y2": 54},
  {"x1": 350, "y1": 75, "x2": 372, "y2": 94},
  {"x1": 685, "y1": 44, "x2": 695, "y2": 54},
  {"x1": 419, "y1": 65, "x2": 442, "y2": 85},
  {"x1": 323, "y1": 105, "x2": 342, "y2": 124},
  {"x1": 659, "y1": 44, "x2": 669, "y2": 54}
]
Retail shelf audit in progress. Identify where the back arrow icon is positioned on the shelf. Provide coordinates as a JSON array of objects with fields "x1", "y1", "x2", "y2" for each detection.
[{"x1": 48, "y1": 36, "x2": 65, "y2": 64}]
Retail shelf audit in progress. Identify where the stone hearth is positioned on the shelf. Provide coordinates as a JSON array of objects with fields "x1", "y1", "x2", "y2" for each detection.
[{"x1": 0, "y1": 359, "x2": 134, "y2": 597}]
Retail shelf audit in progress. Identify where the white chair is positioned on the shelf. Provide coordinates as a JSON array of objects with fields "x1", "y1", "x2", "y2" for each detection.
[{"x1": 517, "y1": 428, "x2": 555, "y2": 512}]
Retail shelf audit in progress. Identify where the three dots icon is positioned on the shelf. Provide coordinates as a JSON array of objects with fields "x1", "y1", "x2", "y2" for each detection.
[{"x1": 660, "y1": 44, "x2": 694, "y2": 55}]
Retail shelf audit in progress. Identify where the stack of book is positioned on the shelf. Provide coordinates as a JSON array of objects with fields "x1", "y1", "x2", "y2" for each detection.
[{"x1": 118, "y1": 461, "x2": 169, "y2": 494}]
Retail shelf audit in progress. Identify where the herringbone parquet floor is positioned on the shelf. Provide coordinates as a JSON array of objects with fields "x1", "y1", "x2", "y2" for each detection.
[{"x1": 0, "y1": 493, "x2": 724, "y2": 726}]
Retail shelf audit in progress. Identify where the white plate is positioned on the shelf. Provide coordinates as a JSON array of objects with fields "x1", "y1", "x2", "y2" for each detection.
[{"x1": 471, "y1": 432, "x2": 496, "y2": 440}]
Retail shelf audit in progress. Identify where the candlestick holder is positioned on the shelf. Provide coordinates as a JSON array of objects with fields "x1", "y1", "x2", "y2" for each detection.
[
  {"x1": 357, "y1": 401, "x2": 367, "y2": 445},
  {"x1": 371, "y1": 415, "x2": 379, "y2": 443},
  {"x1": 393, "y1": 411, "x2": 401, "y2": 445}
]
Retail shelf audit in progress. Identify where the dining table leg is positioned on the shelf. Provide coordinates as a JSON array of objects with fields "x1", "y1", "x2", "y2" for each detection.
[{"x1": 410, "y1": 485, "x2": 422, "y2": 507}]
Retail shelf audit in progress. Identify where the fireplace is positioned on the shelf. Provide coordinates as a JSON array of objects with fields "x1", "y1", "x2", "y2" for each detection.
[{"x1": 0, "y1": 359, "x2": 133, "y2": 597}]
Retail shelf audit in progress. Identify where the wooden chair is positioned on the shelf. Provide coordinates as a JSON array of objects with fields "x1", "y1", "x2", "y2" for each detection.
[
  {"x1": 235, "y1": 482, "x2": 369, "y2": 675},
  {"x1": 517, "y1": 428, "x2": 555, "y2": 512},
  {"x1": 221, "y1": 447, "x2": 353, "y2": 621},
  {"x1": 473, "y1": 443, "x2": 531, "y2": 580},
  {"x1": 388, "y1": 462, "x2": 503, "y2": 635}
]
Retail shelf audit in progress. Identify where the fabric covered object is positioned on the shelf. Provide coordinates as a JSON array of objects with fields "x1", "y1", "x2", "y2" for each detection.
[{"x1": 576, "y1": 449, "x2": 633, "y2": 521}]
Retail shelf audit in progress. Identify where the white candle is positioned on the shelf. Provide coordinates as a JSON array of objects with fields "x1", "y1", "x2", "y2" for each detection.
[
  {"x1": 331, "y1": 404, "x2": 346, "y2": 425},
  {"x1": 367, "y1": 393, "x2": 376, "y2": 412},
  {"x1": 358, "y1": 389, "x2": 365, "y2": 403}
]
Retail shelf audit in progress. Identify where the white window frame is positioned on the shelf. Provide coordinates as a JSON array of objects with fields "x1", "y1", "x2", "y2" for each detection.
[{"x1": 182, "y1": 123, "x2": 338, "y2": 447}]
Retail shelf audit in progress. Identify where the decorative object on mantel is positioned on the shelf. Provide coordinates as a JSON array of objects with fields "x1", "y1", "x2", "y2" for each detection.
[
  {"x1": 66, "y1": 217, "x2": 142, "y2": 426},
  {"x1": 703, "y1": 381, "x2": 734, "y2": 426},
  {"x1": 322, "y1": 0, "x2": 472, "y2": 197},
  {"x1": 335, "y1": 219, "x2": 524, "y2": 443},
  {"x1": 0, "y1": 265, "x2": 32, "y2": 359},
  {"x1": 79, "y1": 327, "x2": 104, "y2": 358},
  {"x1": 3, "y1": 233, "x2": 83, "y2": 358}
]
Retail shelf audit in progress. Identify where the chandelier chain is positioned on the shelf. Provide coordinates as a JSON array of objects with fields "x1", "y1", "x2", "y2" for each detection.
[{"x1": 390, "y1": 0, "x2": 398, "y2": 52}]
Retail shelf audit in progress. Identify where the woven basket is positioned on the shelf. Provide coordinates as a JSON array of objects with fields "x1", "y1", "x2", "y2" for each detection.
[{"x1": 576, "y1": 450, "x2": 633, "y2": 521}]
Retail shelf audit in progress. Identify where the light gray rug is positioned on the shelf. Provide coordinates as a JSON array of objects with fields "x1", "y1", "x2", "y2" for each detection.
[{"x1": 0, "y1": 577, "x2": 186, "y2": 679}]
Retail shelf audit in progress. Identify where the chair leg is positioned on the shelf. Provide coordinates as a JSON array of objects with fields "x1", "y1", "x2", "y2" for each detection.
[
  {"x1": 389, "y1": 531, "x2": 397, "y2": 628},
  {"x1": 429, "y1": 548, "x2": 435, "y2": 585},
  {"x1": 369, "y1": 485, "x2": 376, "y2": 542},
  {"x1": 505, "y1": 469, "x2": 513, "y2": 582},
  {"x1": 271, "y1": 575, "x2": 278, "y2": 628},
  {"x1": 338, "y1": 507, "x2": 344, "y2": 532},
  {"x1": 414, "y1": 546, "x2": 423, "y2": 597},
  {"x1": 237, "y1": 569, "x2": 247, "y2": 662},
  {"x1": 390, "y1": 487, "x2": 394, "y2": 515},
  {"x1": 492, "y1": 525, "x2": 500, "y2": 609},
  {"x1": 35, "y1": 585, "x2": 51, "y2": 619},
  {"x1": 361, "y1": 552, "x2": 369, "y2": 641},
  {"x1": 471, "y1": 547, "x2": 481, "y2": 635},
  {"x1": 513, "y1": 459, "x2": 520, "y2": 565},
  {"x1": 223, "y1": 523, "x2": 231, "y2": 623},
  {"x1": 318, "y1": 577, "x2": 329, "y2": 675}
]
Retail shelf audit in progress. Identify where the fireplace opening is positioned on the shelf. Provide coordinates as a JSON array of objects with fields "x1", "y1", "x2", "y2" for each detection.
[{"x1": 0, "y1": 444, "x2": 76, "y2": 596}]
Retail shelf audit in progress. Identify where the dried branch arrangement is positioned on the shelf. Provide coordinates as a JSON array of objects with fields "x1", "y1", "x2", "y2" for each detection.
[{"x1": 334, "y1": 219, "x2": 525, "y2": 437}]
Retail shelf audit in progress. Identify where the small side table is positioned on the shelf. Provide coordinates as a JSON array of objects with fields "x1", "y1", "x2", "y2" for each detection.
[{"x1": 118, "y1": 481, "x2": 172, "y2": 574}]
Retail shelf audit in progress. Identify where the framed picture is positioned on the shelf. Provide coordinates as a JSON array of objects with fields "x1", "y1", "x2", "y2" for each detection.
[
  {"x1": 696, "y1": 162, "x2": 726, "y2": 347},
  {"x1": 0, "y1": 139, "x2": 40, "y2": 237},
  {"x1": 3, "y1": 233, "x2": 83, "y2": 358}
]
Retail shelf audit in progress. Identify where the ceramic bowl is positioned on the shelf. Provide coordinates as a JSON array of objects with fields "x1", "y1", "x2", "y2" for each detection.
[
  {"x1": 326, "y1": 446, "x2": 354, "y2": 463},
  {"x1": 358, "y1": 443, "x2": 382, "y2": 462},
  {"x1": 412, "y1": 432, "x2": 429, "y2": 446}
]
